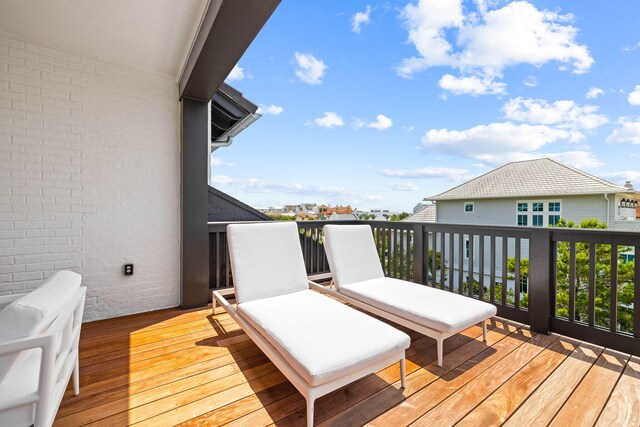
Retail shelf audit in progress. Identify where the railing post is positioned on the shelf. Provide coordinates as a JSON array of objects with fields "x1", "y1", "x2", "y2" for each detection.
[
  {"x1": 529, "y1": 229, "x2": 552, "y2": 334},
  {"x1": 412, "y1": 224, "x2": 425, "y2": 285}
]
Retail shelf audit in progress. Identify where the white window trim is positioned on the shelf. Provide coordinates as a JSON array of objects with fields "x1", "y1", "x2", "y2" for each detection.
[
  {"x1": 464, "y1": 201, "x2": 474, "y2": 213},
  {"x1": 516, "y1": 199, "x2": 562, "y2": 227}
]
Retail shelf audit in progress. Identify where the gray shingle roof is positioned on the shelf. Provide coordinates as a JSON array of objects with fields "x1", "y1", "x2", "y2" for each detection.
[
  {"x1": 428, "y1": 158, "x2": 638, "y2": 201},
  {"x1": 402, "y1": 204, "x2": 436, "y2": 222}
]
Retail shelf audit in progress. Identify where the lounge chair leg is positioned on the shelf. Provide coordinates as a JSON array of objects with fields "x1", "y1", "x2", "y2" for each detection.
[
  {"x1": 482, "y1": 319, "x2": 488, "y2": 343},
  {"x1": 400, "y1": 357, "x2": 406, "y2": 388},
  {"x1": 73, "y1": 353, "x2": 80, "y2": 395},
  {"x1": 306, "y1": 398, "x2": 315, "y2": 427},
  {"x1": 212, "y1": 292, "x2": 217, "y2": 315},
  {"x1": 437, "y1": 337, "x2": 444, "y2": 367}
]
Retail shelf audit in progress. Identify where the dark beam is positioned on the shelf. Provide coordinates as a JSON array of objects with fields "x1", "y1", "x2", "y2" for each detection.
[
  {"x1": 180, "y1": 0, "x2": 280, "y2": 102},
  {"x1": 181, "y1": 98, "x2": 210, "y2": 308}
]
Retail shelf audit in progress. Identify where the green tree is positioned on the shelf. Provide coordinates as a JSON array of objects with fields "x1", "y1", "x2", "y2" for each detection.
[
  {"x1": 387, "y1": 212, "x2": 410, "y2": 222},
  {"x1": 554, "y1": 218, "x2": 634, "y2": 332}
]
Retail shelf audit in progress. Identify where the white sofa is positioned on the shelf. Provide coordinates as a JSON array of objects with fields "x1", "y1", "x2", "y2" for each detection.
[
  {"x1": 213, "y1": 222, "x2": 409, "y2": 427},
  {"x1": 320, "y1": 224, "x2": 497, "y2": 367},
  {"x1": 0, "y1": 271, "x2": 86, "y2": 427}
]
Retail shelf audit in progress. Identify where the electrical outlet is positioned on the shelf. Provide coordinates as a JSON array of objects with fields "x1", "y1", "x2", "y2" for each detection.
[{"x1": 124, "y1": 264, "x2": 134, "y2": 276}]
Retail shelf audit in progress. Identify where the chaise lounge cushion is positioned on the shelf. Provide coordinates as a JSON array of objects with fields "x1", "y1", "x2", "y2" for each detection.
[
  {"x1": 341, "y1": 277, "x2": 497, "y2": 334},
  {"x1": 228, "y1": 222, "x2": 309, "y2": 304},
  {"x1": 238, "y1": 289, "x2": 410, "y2": 386},
  {"x1": 0, "y1": 271, "x2": 82, "y2": 388},
  {"x1": 323, "y1": 225, "x2": 385, "y2": 289}
]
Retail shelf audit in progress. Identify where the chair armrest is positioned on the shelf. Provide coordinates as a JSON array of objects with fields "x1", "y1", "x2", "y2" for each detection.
[
  {"x1": 0, "y1": 332, "x2": 54, "y2": 356},
  {"x1": 308, "y1": 280, "x2": 336, "y2": 293},
  {"x1": 213, "y1": 290, "x2": 234, "y2": 313}
]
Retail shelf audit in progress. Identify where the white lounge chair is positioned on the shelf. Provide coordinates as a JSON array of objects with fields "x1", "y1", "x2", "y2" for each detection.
[
  {"x1": 319, "y1": 224, "x2": 497, "y2": 367},
  {"x1": 212, "y1": 222, "x2": 410, "y2": 427},
  {"x1": 0, "y1": 271, "x2": 86, "y2": 427}
]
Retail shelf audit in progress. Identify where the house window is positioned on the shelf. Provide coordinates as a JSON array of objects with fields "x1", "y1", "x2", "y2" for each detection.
[
  {"x1": 520, "y1": 277, "x2": 529, "y2": 294},
  {"x1": 517, "y1": 215, "x2": 528, "y2": 226},
  {"x1": 465, "y1": 239, "x2": 470, "y2": 258},
  {"x1": 464, "y1": 202, "x2": 474, "y2": 213},
  {"x1": 516, "y1": 200, "x2": 561, "y2": 227},
  {"x1": 532, "y1": 215, "x2": 544, "y2": 227}
]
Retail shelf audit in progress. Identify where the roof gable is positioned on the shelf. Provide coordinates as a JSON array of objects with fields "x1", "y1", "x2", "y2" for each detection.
[{"x1": 428, "y1": 158, "x2": 637, "y2": 201}]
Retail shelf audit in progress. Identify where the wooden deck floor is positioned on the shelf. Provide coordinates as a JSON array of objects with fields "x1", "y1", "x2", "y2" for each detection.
[{"x1": 55, "y1": 303, "x2": 640, "y2": 426}]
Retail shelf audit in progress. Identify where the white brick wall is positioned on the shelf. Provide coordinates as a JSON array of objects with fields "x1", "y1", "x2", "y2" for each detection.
[{"x1": 0, "y1": 33, "x2": 181, "y2": 321}]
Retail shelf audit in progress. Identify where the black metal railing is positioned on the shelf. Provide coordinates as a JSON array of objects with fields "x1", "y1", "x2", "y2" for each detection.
[{"x1": 209, "y1": 220, "x2": 640, "y2": 354}]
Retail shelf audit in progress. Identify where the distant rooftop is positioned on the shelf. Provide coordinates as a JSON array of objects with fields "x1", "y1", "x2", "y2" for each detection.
[
  {"x1": 402, "y1": 204, "x2": 436, "y2": 222},
  {"x1": 428, "y1": 158, "x2": 639, "y2": 201}
]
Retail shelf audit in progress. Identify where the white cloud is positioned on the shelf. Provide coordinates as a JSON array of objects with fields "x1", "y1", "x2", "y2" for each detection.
[
  {"x1": 210, "y1": 157, "x2": 234, "y2": 168},
  {"x1": 352, "y1": 5, "x2": 372, "y2": 33},
  {"x1": 502, "y1": 98, "x2": 608, "y2": 130},
  {"x1": 381, "y1": 166, "x2": 471, "y2": 181},
  {"x1": 607, "y1": 120, "x2": 640, "y2": 145},
  {"x1": 439, "y1": 74, "x2": 506, "y2": 96},
  {"x1": 368, "y1": 114, "x2": 393, "y2": 130},
  {"x1": 398, "y1": 0, "x2": 593, "y2": 94},
  {"x1": 257, "y1": 104, "x2": 284, "y2": 115},
  {"x1": 311, "y1": 112, "x2": 344, "y2": 128},
  {"x1": 544, "y1": 151, "x2": 603, "y2": 168},
  {"x1": 628, "y1": 85, "x2": 640, "y2": 106},
  {"x1": 353, "y1": 114, "x2": 393, "y2": 130},
  {"x1": 585, "y1": 87, "x2": 604, "y2": 99},
  {"x1": 422, "y1": 122, "x2": 574, "y2": 165},
  {"x1": 211, "y1": 175, "x2": 382, "y2": 203},
  {"x1": 227, "y1": 64, "x2": 245, "y2": 81},
  {"x1": 211, "y1": 175, "x2": 234, "y2": 185},
  {"x1": 390, "y1": 181, "x2": 420, "y2": 191},
  {"x1": 293, "y1": 52, "x2": 327, "y2": 85},
  {"x1": 523, "y1": 76, "x2": 538, "y2": 88},
  {"x1": 600, "y1": 171, "x2": 640, "y2": 185}
]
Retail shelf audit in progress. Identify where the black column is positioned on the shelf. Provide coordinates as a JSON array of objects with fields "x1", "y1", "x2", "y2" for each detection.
[{"x1": 181, "y1": 98, "x2": 210, "y2": 308}]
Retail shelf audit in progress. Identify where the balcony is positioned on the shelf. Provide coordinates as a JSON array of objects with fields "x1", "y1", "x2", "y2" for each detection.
[{"x1": 56, "y1": 287, "x2": 638, "y2": 425}]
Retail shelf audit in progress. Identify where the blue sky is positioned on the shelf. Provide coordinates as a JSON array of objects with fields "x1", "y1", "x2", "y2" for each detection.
[{"x1": 211, "y1": 0, "x2": 640, "y2": 212}]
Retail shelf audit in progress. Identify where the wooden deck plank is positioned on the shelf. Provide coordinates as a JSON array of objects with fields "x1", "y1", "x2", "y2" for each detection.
[
  {"x1": 596, "y1": 355, "x2": 640, "y2": 426},
  {"x1": 549, "y1": 348, "x2": 629, "y2": 427},
  {"x1": 55, "y1": 304, "x2": 637, "y2": 427},
  {"x1": 503, "y1": 342, "x2": 603, "y2": 426},
  {"x1": 410, "y1": 331, "x2": 559, "y2": 426},
  {"x1": 365, "y1": 322, "x2": 528, "y2": 427},
  {"x1": 456, "y1": 335, "x2": 578, "y2": 426},
  {"x1": 225, "y1": 323, "x2": 495, "y2": 427}
]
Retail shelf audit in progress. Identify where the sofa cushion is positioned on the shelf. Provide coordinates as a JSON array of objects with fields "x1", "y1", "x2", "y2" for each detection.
[
  {"x1": 341, "y1": 277, "x2": 497, "y2": 333},
  {"x1": 238, "y1": 290, "x2": 410, "y2": 386},
  {"x1": 227, "y1": 222, "x2": 309, "y2": 304},
  {"x1": 0, "y1": 271, "x2": 82, "y2": 389},
  {"x1": 323, "y1": 225, "x2": 385, "y2": 289}
]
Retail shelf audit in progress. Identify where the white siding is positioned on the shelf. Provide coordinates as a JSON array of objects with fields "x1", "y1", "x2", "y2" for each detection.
[
  {"x1": 436, "y1": 195, "x2": 611, "y2": 227},
  {"x1": 0, "y1": 33, "x2": 180, "y2": 321}
]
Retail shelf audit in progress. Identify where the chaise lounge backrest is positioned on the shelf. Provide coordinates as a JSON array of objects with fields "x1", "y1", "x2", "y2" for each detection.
[
  {"x1": 0, "y1": 271, "x2": 82, "y2": 388},
  {"x1": 227, "y1": 222, "x2": 309, "y2": 304},
  {"x1": 323, "y1": 225, "x2": 385, "y2": 289}
]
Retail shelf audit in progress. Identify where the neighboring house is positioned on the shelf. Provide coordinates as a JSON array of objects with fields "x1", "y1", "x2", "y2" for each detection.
[
  {"x1": 329, "y1": 213, "x2": 360, "y2": 221},
  {"x1": 426, "y1": 158, "x2": 640, "y2": 231},
  {"x1": 324, "y1": 205, "x2": 354, "y2": 216},
  {"x1": 403, "y1": 204, "x2": 436, "y2": 223},
  {"x1": 423, "y1": 158, "x2": 640, "y2": 293}
]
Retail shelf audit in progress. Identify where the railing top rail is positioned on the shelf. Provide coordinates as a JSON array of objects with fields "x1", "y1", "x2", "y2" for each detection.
[{"x1": 551, "y1": 228, "x2": 640, "y2": 245}]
